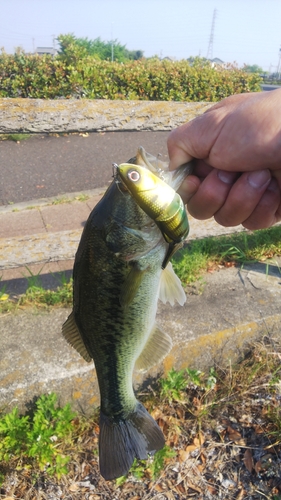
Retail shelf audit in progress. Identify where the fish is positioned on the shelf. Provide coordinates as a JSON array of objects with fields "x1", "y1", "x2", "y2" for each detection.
[{"x1": 62, "y1": 147, "x2": 191, "y2": 480}]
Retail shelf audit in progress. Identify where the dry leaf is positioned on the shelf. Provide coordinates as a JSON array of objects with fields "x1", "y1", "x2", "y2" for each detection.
[
  {"x1": 207, "y1": 485, "x2": 218, "y2": 495},
  {"x1": 253, "y1": 424, "x2": 264, "y2": 434},
  {"x1": 179, "y1": 448, "x2": 195, "y2": 462},
  {"x1": 176, "y1": 483, "x2": 186, "y2": 494},
  {"x1": 243, "y1": 449, "x2": 254, "y2": 473},
  {"x1": 69, "y1": 483, "x2": 80, "y2": 492},
  {"x1": 186, "y1": 443, "x2": 198, "y2": 452},
  {"x1": 255, "y1": 460, "x2": 262, "y2": 474},
  {"x1": 235, "y1": 489, "x2": 245, "y2": 500},
  {"x1": 154, "y1": 483, "x2": 164, "y2": 492},
  {"x1": 194, "y1": 432, "x2": 205, "y2": 446},
  {"x1": 227, "y1": 426, "x2": 242, "y2": 441}
]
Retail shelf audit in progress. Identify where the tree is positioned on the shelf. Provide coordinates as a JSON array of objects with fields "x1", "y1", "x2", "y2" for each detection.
[
  {"x1": 243, "y1": 64, "x2": 263, "y2": 73},
  {"x1": 57, "y1": 34, "x2": 143, "y2": 62}
]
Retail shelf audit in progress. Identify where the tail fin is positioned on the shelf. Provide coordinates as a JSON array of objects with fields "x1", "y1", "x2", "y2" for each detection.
[{"x1": 99, "y1": 402, "x2": 165, "y2": 480}]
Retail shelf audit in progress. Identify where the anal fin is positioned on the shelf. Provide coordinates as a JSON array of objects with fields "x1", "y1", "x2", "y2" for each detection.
[
  {"x1": 135, "y1": 324, "x2": 172, "y2": 372},
  {"x1": 62, "y1": 311, "x2": 92, "y2": 363}
]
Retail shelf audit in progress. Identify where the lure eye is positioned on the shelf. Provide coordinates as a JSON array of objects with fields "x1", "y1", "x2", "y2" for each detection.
[{"x1": 127, "y1": 170, "x2": 140, "y2": 182}]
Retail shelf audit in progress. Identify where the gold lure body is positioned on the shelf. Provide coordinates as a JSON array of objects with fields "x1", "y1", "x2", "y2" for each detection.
[{"x1": 117, "y1": 163, "x2": 189, "y2": 245}]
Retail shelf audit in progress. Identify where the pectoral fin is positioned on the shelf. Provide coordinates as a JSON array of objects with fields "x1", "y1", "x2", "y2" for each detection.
[
  {"x1": 135, "y1": 324, "x2": 172, "y2": 372},
  {"x1": 62, "y1": 311, "x2": 92, "y2": 362},
  {"x1": 119, "y1": 266, "x2": 146, "y2": 308},
  {"x1": 159, "y1": 262, "x2": 186, "y2": 306}
]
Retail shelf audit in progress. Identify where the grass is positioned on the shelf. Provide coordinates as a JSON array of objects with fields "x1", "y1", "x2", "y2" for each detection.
[
  {"x1": 0, "y1": 268, "x2": 73, "y2": 314},
  {"x1": 0, "y1": 133, "x2": 31, "y2": 142},
  {"x1": 50, "y1": 193, "x2": 90, "y2": 205},
  {"x1": 1, "y1": 338, "x2": 281, "y2": 498},
  {"x1": 172, "y1": 225, "x2": 281, "y2": 285}
]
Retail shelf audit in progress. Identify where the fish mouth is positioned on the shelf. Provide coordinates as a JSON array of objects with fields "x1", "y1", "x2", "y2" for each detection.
[{"x1": 126, "y1": 146, "x2": 167, "y2": 178}]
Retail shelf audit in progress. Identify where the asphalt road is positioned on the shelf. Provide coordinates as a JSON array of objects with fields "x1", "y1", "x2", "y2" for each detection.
[{"x1": 0, "y1": 131, "x2": 169, "y2": 205}]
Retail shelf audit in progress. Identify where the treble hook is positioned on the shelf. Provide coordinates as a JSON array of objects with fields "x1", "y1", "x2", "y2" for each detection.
[{"x1": 112, "y1": 163, "x2": 126, "y2": 194}]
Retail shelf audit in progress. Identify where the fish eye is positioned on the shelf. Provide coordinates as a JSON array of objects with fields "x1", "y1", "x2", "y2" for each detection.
[{"x1": 128, "y1": 170, "x2": 140, "y2": 182}]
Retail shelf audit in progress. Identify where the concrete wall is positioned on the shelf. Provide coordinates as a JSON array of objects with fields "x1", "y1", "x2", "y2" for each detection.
[{"x1": 0, "y1": 98, "x2": 213, "y2": 133}]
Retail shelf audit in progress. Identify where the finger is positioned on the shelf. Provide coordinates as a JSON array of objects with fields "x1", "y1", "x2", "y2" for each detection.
[
  {"x1": 177, "y1": 160, "x2": 213, "y2": 203},
  {"x1": 214, "y1": 170, "x2": 271, "y2": 227},
  {"x1": 183, "y1": 169, "x2": 238, "y2": 219},
  {"x1": 167, "y1": 125, "x2": 195, "y2": 170},
  {"x1": 177, "y1": 174, "x2": 201, "y2": 203},
  {"x1": 242, "y1": 179, "x2": 281, "y2": 229}
]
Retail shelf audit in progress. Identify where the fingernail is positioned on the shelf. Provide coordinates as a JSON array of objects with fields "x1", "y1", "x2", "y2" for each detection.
[
  {"x1": 248, "y1": 170, "x2": 270, "y2": 189},
  {"x1": 217, "y1": 170, "x2": 237, "y2": 184}
]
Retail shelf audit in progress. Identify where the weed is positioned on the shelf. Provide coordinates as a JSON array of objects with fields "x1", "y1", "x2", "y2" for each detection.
[
  {"x1": 159, "y1": 367, "x2": 218, "y2": 403},
  {"x1": 51, "y1": 197, "x2": 72, "y2": 205},
  {"x1": 23, "y1": 265, "x2": 44, "y2": 288},
  {"x1": 51, "y1": 194, "x2": 89, "y2": 205},
  {"x1": 0, "y1": 283, "x2": 9, "y2": 302},
  {"x1": 0, "y1": 393, "x2": 75, "y2": 477},
  {"x1": 74, "y1": 193, "x2": 90, "y2": 202},
  {"x1": 0, "y1": 133, "x2": 31, "y2": 142},
  {"x1": 116, "y1": 446, "x2": 176, "y2": 486},
  {"x1": 159, "y1": 367, "x2": 187, "y2": 402},
  {"x1": 150, "y1": 446, "x2": 176, "y2": 479},
  {"x1": 18, "y1": 279, "x2": 73, "y2": 308}
]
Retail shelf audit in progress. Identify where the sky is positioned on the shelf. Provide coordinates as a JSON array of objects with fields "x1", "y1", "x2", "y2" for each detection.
[{"x1": 0, "y1": 0, "x2": 280, "y2": 72}]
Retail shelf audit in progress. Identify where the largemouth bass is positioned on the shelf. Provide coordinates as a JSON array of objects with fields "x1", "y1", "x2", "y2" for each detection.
[{"x1": 62, "y1": 147, "x2": 191, "y2": 480}]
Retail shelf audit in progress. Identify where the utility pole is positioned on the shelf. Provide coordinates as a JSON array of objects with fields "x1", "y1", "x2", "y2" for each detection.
[{"x1": 206, "y1": 8, "x2": 217, "y2": 60}]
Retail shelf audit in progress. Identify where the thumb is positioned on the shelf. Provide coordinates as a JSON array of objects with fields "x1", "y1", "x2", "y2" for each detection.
[{"x1": 167, "y1": 124, "x2": 194, "y2": 170}]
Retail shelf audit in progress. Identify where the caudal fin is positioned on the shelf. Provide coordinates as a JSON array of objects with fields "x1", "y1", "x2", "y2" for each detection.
[{"x1": 99, "y1": 402, "x2": 165, "y2": 480}]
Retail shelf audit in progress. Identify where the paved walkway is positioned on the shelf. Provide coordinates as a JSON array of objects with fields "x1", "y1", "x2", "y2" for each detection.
[{"x1": 0, "y1": 187, "x2": 249, "y2": 294}]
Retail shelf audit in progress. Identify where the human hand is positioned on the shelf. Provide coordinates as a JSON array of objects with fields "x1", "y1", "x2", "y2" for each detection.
[{"x1": 168, "y1": 89, "x2": 281, "y2": 229}]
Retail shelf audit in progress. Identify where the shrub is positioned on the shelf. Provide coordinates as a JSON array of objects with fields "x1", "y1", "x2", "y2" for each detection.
[{"x1": 0, "y1": 51, "x2": 261, "y2": 100}]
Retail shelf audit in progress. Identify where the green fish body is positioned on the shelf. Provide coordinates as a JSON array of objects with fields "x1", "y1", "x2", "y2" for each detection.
[{"x1": 62, "y1": 148, "x2": 190, "y2": 480}]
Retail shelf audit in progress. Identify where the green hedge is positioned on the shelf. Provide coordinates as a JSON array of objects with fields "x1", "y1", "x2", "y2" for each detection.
[{"x1": 0, "y1": 52, "x2": 261, "y2": 100}]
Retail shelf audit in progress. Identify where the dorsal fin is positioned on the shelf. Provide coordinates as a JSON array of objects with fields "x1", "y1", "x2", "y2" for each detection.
[{"x1": 62, "y1": 311, "x2": 92, "y2": 362}]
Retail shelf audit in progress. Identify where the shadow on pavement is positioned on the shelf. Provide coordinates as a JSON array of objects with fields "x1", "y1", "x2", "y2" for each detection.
[{"x1": 1, "y1": 269, "x2": 73, "y2": 296}]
